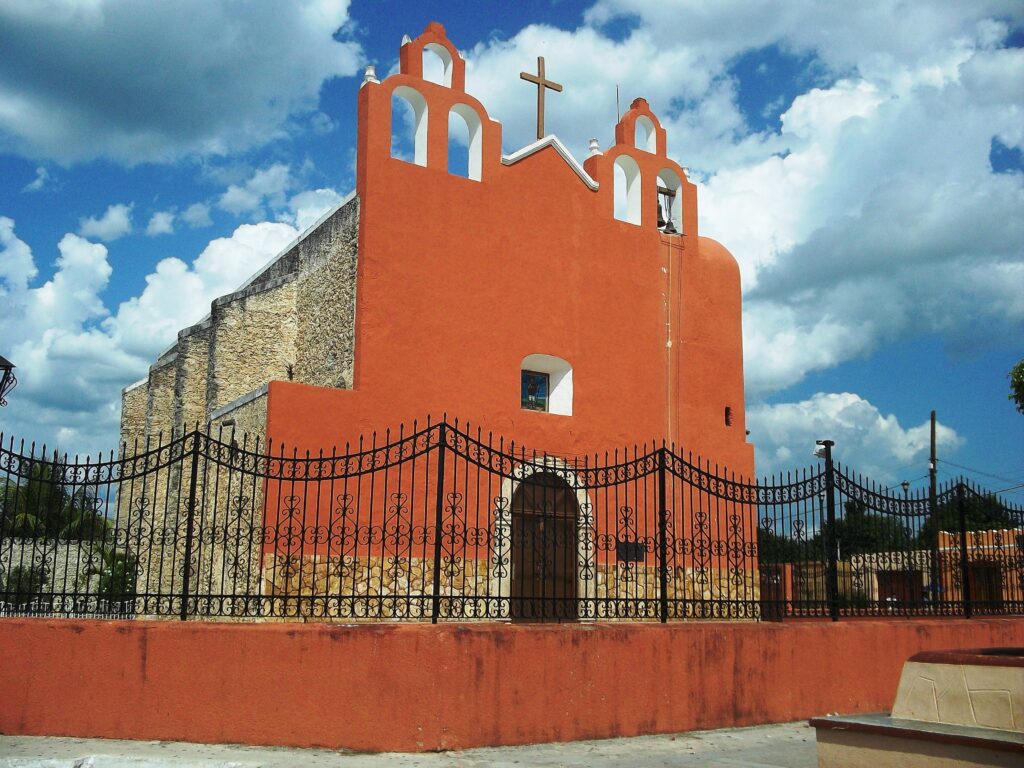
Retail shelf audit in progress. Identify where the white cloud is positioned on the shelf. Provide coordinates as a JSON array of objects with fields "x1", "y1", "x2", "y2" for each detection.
[
  {"x1": 584, "y1": 1, "x2": 1023, "y2": 75},
  {"x1": 0, "y1": 215, "x2": 37, "y2": 296},
  {"x1": 284, "y1": 188, "x2": 346, "y2": 231},
  {"x1": 2, "y1": 1, "x2": 1022, "y2": 468},
  {"x1": 748, "y1": 392, "x2": 962, "y2": 481},
  {"x1": 216, "y1": 163, "x2": 345, "y2": 230},
  {"x1": 78, "y1": 203, "x2": 133, "y2": 242},
  {"x1": 218, "y1": 163, "x2": 293, "y2": 217},
  {"x1": 145, "y1": 210, "x2": 175, "y2": 236},
  {"x1": 0, "y1": 1, "x2": 362, "y2": 165},
  {"x1": 311, "y1": 111, "x2": 336, "y2": 135},
  {"x1": 455, "y1": 4, "x2": 1023, "y2": 401},
  {"x1": 0, "y1": 216, "x2": 298, "y2": 455},
  {"x1": 21, "y1": 165, "x2": 49, "y2": 192},
  {"x1": 464, "y1": 24, "x2": 716, "y2": 159},
  {"x1": 108, "y1": 220, "x2": 298, "y2": 358},
  {"x1": 182, "y1": 202, "x2": 213, "y2": 228}
]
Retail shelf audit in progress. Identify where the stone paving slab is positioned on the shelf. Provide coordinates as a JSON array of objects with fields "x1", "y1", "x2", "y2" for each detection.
[{"x1": 0, "y1": 722, "x2": 816, "y2": 768}]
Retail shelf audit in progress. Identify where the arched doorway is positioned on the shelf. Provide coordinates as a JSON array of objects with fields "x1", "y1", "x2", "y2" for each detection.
[{"x1": 510, "y1": 472, "x2": 579, "y2": 622}]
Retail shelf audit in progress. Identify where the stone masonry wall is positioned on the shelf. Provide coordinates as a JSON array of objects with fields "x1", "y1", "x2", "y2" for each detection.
[
  {"x1": 295, "y1": 197, "x2": 360, "y2": 389},
  {"x1": 119, "y1": 382, "x2": 148, "y2": 450},
  {"x1": 206, "y1": 280, "x2": 297, "y2": 414},
  {"x1": 121, "y1": 194, "x2": 360, "y2": 448},
  {"x1": 144, "y1": 358, "x2": 177, "y2": 441},
  {"x1": 259, "y1": 553, "x2": 760, "y2": 622},
  {"x1": 120, "y1": 196, "x2": 361, "y2": 616},
  {"x1": 209, "y1": 390, "x2": 268, "y2": 443},
  {"x1": 172, "y1": 323, "x2": 211, "y2": 432}
]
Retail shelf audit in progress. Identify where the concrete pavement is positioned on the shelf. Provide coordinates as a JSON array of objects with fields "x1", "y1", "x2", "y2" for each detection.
[{"x1": 0, "y1": 721, "x2": 817, "y2": 767}]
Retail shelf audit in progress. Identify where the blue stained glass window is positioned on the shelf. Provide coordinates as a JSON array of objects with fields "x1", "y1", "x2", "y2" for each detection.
[{"x1": 521, "y1": 370, "x2": 549, "y2": 412}]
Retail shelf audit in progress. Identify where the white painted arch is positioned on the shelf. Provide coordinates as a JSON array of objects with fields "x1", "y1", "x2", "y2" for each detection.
[
  {"x1": 635, "y1": 115, "x2": 656, "y2": 153},
  {"x1": 391, "y1": 86, "x2": 428, "y2": 167},
  {"x1": 449, "y1": 103, "x2": 482, "y2": 181},
  {"x1": 613, "y1": 155, "x2": 642, "y2": 225},
  {"x1": 489, "y1": 459, "x2": 597, "y2": 616},
  {"x1": 423, "y1": 42, "x2": 454, "y2": 87}
]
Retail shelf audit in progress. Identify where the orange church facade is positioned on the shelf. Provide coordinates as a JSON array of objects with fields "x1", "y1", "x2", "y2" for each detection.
[{"x1": 266, "y1": 22, "x2": 754, "y2": 477}]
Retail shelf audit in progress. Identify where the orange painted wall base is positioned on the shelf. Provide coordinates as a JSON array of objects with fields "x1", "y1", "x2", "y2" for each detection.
[{"x1": 2, "y1": 618, "x2": 1021, "y2": 752}]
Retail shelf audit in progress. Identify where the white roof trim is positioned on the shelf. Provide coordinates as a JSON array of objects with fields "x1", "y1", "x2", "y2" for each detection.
[
  {"x1": 123, "y1": 377, "x2": 148, "y2": 394},
  {"x1": 502, "y1": 136, "x2": 599, "y2": 191},
  {"x1": 236, "y1": 189, "x2": 357, "y2": 293},
  {"x1": 209, "y1": 383, "x2": 269, "y2": 422}
]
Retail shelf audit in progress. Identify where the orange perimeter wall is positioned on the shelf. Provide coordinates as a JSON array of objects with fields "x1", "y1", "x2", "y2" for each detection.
[{"x1": 1, "y1": 617, "x2": 1021, "y2": 752}]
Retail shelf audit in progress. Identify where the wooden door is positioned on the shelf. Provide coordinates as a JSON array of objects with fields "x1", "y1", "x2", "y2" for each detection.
[{"x1": 510, "y1": 472, "x2": 578, "y2": 622}]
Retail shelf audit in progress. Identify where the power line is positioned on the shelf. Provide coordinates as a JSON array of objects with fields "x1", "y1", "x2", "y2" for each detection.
[
  {"x1": 991, "y1": 482, "x2": 1024, "y2": 496},
  {"x1": 937, "y1": 459, "x2": 1023, "y2": 486}
]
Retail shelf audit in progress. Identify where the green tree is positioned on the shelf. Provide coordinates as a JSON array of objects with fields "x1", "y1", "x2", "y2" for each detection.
[
  {"x1": 0, "y1": 460, "x2": 111, "y2": 542},
  {"x1": 757, "y1": 524, "x2": 812, "y2": 562},
  {"x1": 79, "y1": 545, "x2": 138, "y2": 602},
  {"x1": 918, "y1": 491, "x2": 1015, "y2": 545},
  {"x1": 1010, "y1": 358, "x2": 1024, "y2": 415},
  {"x1": 0, "y1": 562, "x2": 50, "y2": 603},
  {"x1": 823, "y1": 500, "x2": 912, "y2": 556}
]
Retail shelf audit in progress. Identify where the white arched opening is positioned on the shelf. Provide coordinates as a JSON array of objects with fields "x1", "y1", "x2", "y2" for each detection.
[
  {"x1": 391, "y1": 86, "x2": 427, "y2": 167},
  {"x1": 448, "y1": 103, "x2": 482, "y2": 181},
  {"x1": 613, "y1": 155, "x2": 642, "y2": 225},
  {"x1": 657, "y1": 168, "x2": 683, "y2": 233},
  {"x1": 520, "y1": 353, "x2": 572, "y2": 416},
  {"x1": 489, "y1": 459, "x2": 597, "y2": 620},
  {"x1": 423, "y1": 43, "x2": 453, "y2": 86},
  {"x1": 635, "y1": 115, "x2": 656, "y2": 152}
]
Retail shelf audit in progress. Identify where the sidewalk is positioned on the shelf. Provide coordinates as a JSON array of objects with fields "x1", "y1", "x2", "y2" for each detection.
[{"x1": 0, "y1": 722, "x2": 816, "y2": 767}]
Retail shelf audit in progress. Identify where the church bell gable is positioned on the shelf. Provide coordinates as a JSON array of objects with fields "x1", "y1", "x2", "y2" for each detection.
[{"x1": 357, "y1": 23, "x2": 501, "y2": 189}]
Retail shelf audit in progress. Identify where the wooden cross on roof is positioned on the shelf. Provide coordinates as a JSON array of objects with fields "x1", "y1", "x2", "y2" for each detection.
[{"x1": 520, "y1": 56, "x2": 562, "y2": 140}]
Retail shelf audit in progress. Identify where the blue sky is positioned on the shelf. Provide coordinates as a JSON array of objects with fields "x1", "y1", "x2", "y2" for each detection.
[{"x1": 0, "y1": 1, "x2": 1021, "y2": 498}]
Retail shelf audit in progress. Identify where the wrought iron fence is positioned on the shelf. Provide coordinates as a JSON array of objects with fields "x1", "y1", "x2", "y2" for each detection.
[{"x1": 1, "y1": 419, "x2": 1021, "y2": 622}]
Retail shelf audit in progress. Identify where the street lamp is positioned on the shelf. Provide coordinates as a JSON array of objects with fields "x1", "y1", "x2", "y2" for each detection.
[
  {"x1": 0, "y1": 355, "x2": 15, "y2": 407},
  {"x1": 901, "y1": 480, "x2": 910, "y2": 499}
]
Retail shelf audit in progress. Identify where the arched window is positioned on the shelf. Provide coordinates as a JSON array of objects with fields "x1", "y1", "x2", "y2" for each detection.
[
  {"x1": 423, "y1": 43, "x2": 453, "y2": 87},
  {"x1": 391, "y1": 86, "x2": 427, "y2": 167},
  {"x1": 613, "y1": 155, "x2": 641, "y2": 225},
  {"x1": 448, "y1": 104, "x2": 482, "y2": 181},
  {"x1": 656, "y1": 168, "x2": 683, "y2": 233},
  {"x1": 635, "y1": 115, "x2": 656, "y2": 152},
  {"x1": 520, "y1": 354, "x2": 572, "y2": 416}
]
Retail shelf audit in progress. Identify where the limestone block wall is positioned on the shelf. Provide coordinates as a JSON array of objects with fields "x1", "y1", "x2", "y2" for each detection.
[
  {"x1": 119, "y1": 381, "x2": 148, "y2": 450},
  {"x1": 259, "y1": 552, "x2": 760, "y2": 622},
  {"x1": 172, "y1": 322, "x2": 211, "y2": 432},
  {"x1": 209, "y1": 388, "x2": 268, "y2": 443},
  {"x1": 295, "y1": 197, "x2": 360, "y2": 390},
  {"x1": 119, "y1": 194, "x2": 360, "y2": 449},
  {"x1": 185, "y1": 389, "x2": 269, "y2": 615},
  {"x1": 118, "y1": 196, "x2": 361, "y2": 615},
  {"x1": 206, "y1": 280, "x2": 298, "y2": 414},
  {"x1": 144, "y1": 357, "x2": 177, "y2": 441}
]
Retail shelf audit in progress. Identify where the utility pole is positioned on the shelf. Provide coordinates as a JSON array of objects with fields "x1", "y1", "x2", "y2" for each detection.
[
  {"x1": 928, "y1": 410, "x2": 940, "y2": 607},
  {"x1": 816, "y1": 439, "x2": 839, "y2": 621},
  {"x1": 930, "y1": 410, "x2": 937, "y2": 494}
]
